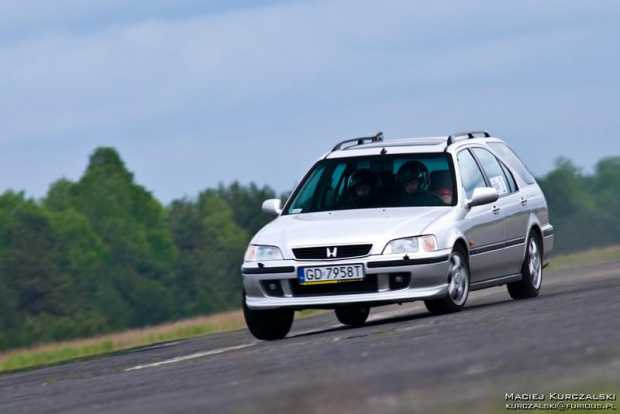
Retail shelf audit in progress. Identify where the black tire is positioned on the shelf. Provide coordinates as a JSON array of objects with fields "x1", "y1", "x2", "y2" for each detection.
[
  {"x1": 507, "y1": 233, "x2": 543, "y2": 300},
  {"x1": 335, "y1": 306, "x2": 370, "y2": 326},
  {"x1": 243, "y1": 292, "x2": 293, "y2": 340},
  {"x1": 425, "y1": 247, "x2": 470, "y2": 315}
]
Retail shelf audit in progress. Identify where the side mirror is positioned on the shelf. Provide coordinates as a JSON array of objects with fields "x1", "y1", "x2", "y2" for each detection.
[
  {"x1": 262, "y1": 199, "x2": 283, "y2": 216},
  {"x1": 467, "y1": 187, "x2": 499, "y2": 208}
]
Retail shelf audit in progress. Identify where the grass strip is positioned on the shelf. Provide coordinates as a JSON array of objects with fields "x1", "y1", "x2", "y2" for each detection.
[
  {"x1": 545, "y1": 244, "x2": 620, "y2": 272},
  {"x1": 0, "y1": 309, "x2": 323, "y2": 373}
]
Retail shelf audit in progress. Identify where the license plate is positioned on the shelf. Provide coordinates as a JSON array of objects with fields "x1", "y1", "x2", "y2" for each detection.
[{"x1": 298, "y1": 264, "x2": 365, "y2": 285}]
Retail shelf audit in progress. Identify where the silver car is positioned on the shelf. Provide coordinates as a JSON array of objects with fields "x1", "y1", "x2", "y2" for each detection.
[{"x1": 242, "y1": 131, "x2": 554, "y2": 340}]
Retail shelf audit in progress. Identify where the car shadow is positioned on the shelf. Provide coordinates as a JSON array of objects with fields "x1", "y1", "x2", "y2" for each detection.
[
  {"x1": 289, "y1": 294, "x2": 531, "y2": 339},
  {"x1": 289, "y1": 308, "x2": 436, "y2": 339}
]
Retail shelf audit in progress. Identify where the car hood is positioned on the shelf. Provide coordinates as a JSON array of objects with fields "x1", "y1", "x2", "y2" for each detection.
[{"x1": 252, "y1": 207, "x2": 450, "y2": 258}]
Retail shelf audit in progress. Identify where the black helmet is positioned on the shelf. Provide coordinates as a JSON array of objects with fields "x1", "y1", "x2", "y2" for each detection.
[
  {"x1": 348, "y1": 169, "x2": 380, "y2": 197},
  {"x1": 396, "y1": 161, "x2": 429, "y2": 190}
]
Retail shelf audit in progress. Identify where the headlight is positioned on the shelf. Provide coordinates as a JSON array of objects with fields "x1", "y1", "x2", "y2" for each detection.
[
  {"x1": 382, "y1": 235, "x2": 437, "y2": 255},
  {"x1": 244, "y1": 245, "x2": 284, "y2": 261}
]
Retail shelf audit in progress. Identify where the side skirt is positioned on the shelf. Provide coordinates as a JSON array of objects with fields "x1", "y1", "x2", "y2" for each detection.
[{"x1": 470, "y1": 273, "x2": 522, "y2": 291}]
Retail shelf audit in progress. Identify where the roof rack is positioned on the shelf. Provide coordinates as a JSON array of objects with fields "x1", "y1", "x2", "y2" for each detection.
[
  {"x1": 332, "y1": 132, "x2": 383, "y2": 151},
  {"x1": 446, "y1": 130, "x2": 491, "y2": 146}
]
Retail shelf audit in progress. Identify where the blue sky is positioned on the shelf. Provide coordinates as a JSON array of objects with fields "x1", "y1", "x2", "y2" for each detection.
[{"x1": 1, "y1": 0, "x2": 619, "y2": 203}]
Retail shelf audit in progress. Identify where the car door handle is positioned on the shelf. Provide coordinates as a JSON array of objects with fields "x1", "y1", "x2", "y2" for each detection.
[
  {"x1": 520, "y1": 197, "x2": 528, "y2": 206},
  {"x1": 492, "y1": 205, "x2": 501, "y2": 215}
]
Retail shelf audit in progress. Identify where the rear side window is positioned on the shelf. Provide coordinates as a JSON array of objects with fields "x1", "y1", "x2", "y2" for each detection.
[
  {"x1": 499, "y1": 161, "x2": 517, "y2": 193},
  {"x1": 457, "y1": 150, "x2": 486, "y2": 199},
  {"x1": 487, "y1": 142, "x2": 536, "y2": 185},
  {"x1": 471, "y1": 148, "x2": 515, "y2": 196}
]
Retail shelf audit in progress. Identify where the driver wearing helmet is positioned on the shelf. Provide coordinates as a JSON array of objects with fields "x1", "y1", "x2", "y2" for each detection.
[
  {"x1": 347, "y1": 169, "x2": 381, "y2": 208},
  {"x1": 395, "y1": 160, "x2": 443, "y2": 206}
]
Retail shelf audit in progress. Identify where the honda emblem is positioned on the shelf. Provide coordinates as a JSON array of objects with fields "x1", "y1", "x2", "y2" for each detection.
[{"x1": 326, "y1": 247, "x2": 338, "y2": 258}]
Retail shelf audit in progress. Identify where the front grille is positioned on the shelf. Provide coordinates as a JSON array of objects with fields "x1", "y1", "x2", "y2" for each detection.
[
  {"x1": 293, "y1": 244, "x2": 373, "y2": 260},
  {"x1": 290, "y1": 275, "x2": 378, "y2": 297}
]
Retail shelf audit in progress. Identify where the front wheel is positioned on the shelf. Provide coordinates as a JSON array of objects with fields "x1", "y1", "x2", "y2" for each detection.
[
  {"x1": 425, "y1": 247, "x2": 470, "y2": 315},
  {"x1": 243, "y1": 292, "x2": 294, "y2": 340},
  {"x1": 507, "y1": 233, "x2": 542, "y2": 300},
  {"x1": 335, "y1": 306, "x2": 370, "y2": 326}
]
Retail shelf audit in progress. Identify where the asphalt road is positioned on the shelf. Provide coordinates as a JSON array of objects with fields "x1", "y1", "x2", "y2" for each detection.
[{"x1": 1, "y1": 261, "x2": 619, "y2": 414}]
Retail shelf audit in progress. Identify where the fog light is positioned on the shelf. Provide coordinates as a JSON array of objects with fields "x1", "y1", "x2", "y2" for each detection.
[
  {"x1": 260, "y1": 280, "x2": 284, "y2": 296},
  {"x1": 389, "y1": 273, "x2": 411, "y2": 290}
]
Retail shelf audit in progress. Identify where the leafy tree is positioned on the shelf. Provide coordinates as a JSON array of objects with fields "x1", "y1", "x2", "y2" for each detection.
[
  {"x1": 205, "y1": 182, "x2": 278, "y2": 236},
  {"x1": 70, "y1": 148, "x2": 177, "y2": 264},
  {"x1": 43, "y1": 148, "x2": 179, "y2": 327},
  {"x1": 198, "y1": 192, "x2": 249, "y2": 308},
  {"x1": 0, "y1": 192, "x2": 110, "y2": 347},
  {"x1": 538, "y1": 157, "x2": 620, "y2": 253},
  {"x1": 1, "y1": 197, "x2": 63, "y2": 317},
  {"x1": 590, "y1": 157, "x2": 620, "y2": 246},
  {"x1": 168, "y1": 199, "x2": 208, "y2": 316},
  {"x1": 169, "y1": 193, "x2": 248, "y2": 316}
]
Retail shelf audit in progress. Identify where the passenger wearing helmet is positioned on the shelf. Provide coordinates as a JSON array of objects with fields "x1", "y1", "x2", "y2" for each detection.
[
  {"x1": 347, "y1": 169, "x2": 381, "y2": 208},
  {"x1": 396, "y1": 160, "x2": 443, "y2": 206}
]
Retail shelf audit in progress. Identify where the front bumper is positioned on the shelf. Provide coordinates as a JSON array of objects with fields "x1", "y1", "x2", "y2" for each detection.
[{"x1": 242, "y1": 251, "x2": 451, "y2": 309}]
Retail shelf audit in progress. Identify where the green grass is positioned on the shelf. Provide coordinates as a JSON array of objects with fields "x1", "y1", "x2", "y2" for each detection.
[
  {"x1": 546, "y1": 244, "x2": 620, "y2": 272},
  {"x1": 145, "y1": 323, "x2": 232, "y2": 344},
  {"x1": 2, "y1": 341, "x2": 115, "y2": 372},
  {"x1": 0, "y1": 309, "x2": 326, "y2": 373},
  {"x1": 0, "y1": 312, "x2": 249, "y2": 373}
]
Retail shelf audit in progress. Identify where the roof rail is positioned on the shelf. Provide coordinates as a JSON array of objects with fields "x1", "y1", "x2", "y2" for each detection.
[
  {"x1": 446, "y1": 130, "x2": 491, "y2": 146},
  {"x1": 332, "y1": 132, "x2": 383, "y2": 151}
]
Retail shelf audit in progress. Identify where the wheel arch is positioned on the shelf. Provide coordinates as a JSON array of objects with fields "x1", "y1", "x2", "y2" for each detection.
[
  {"x1": 451, "y1": 237, "x2": 470, "y2": 273},
  {"x1": 453, "y1": 237, "x2": 469, "y2": 257},
  {"x1": 443, "y1": 228, "x2": 470, "y2": 263},
  {"x1": 523, "y1": 223, "x2": 543, "y2": 264}
]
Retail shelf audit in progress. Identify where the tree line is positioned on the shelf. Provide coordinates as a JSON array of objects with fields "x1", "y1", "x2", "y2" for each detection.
[{"x1": 0, "y1": 148, "x2": 618, "y2": 350}]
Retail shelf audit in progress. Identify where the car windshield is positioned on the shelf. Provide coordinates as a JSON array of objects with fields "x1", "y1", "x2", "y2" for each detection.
[{"x1": 284, "y1": 153, "x2": 456, "y2": 214}]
